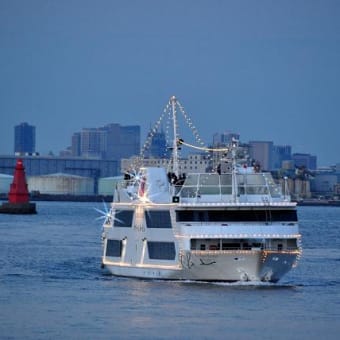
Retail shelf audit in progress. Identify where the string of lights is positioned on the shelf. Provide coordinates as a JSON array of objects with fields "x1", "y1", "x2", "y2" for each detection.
[
  {"x1": 129, "y1": 96, "x2": 235, "y2": 176},
  {"x1": 134, "y1": 96, "x2": 215, "y2": 173},
  {"x1": 177, "y1": 139, "x2": 229, "y2": 153}
]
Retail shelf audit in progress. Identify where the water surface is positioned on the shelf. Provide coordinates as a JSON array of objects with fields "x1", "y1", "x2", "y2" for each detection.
[{"x1": 0, "y1": 202, "x2": 339, "y2": 339}]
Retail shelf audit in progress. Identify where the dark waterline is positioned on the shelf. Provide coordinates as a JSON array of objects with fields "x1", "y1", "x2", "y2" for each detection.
[{"x1": 0, "y1": 202, "x2": 339, "y2": 339}]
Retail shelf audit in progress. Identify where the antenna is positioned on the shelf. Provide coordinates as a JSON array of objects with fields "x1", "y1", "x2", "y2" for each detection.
[{"x1": 170, "y1": 96, "x2": 179, "y2": 177}]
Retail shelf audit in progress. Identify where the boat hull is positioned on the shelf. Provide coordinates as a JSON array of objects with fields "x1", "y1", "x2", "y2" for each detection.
[{"x1": 102, "y1": 249, "x2": 299, "y2": 282}]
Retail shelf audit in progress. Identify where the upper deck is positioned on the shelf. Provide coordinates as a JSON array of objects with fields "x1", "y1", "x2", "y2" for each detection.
[
  {"x1": 175, "y1": 171, "x2": 289, "y2": 204},
  {"x1": 115, "y1": 166, "x2": 292, "y2": 207}
]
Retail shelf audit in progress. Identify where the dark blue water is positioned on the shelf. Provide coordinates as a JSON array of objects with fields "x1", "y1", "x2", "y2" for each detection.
[{"x1": 0, "y1": 202, "x2": 339, "y2": 339}]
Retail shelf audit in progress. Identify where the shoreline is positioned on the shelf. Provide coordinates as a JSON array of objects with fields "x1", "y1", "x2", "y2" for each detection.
[
  {"x1": 0, "y1": 193, "x2": 113, "y2": 203},
  {"x1": 1, "y1": 194, "x2": 339, "y2": 206},
  {"x1": 296, "y1": 199, "x2": 340, "y2": 207}
]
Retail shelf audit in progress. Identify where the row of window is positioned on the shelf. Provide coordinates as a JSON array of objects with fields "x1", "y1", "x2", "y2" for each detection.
[
  {"x1": 176, "y1": 209, "x2": 298, "y2": 222},
  {"x1": 112, "y1": 209, "x2": 297, "y2": 228},
  {"x1": 106, "y1": 237, "x2": 298, "y2": 261},
  {"x1": 106, "y1": 240, "x2": 176, "y2": 260},
  {"x1": 114, "y1": 210, "x2": 172, "y2": 228},
  {"x1": 190, "y1": 238, "x2": 298, "y2": 251}
]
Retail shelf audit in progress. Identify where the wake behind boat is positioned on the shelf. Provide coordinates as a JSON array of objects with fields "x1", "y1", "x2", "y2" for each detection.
[{"x1": 100, "y1": 96, "x2": 301, "y2": 282}]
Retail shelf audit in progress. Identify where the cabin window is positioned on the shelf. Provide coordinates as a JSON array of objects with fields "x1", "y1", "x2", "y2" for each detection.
[
  {"x1": 176, "y1": 209, "x2": 297, "y2": 222},
  {"x1": 147, "y1": 241, "x2": 176, "y2": 260},
  {"x1": 106, "y1": 239, "x2": 122, "y2": 257},
  {"x1": 191, "y1": 239, "x2": 197, "y2": 250},
  {"x1": 114, "y1": 210, "x2": 134, "y2": 227},
  {"x1": 190, "y1": 238, "x2": 265, "y2": 251},
  {"x1": 145, "y1": 210, "x2": 172, "y2": 228},
  {"x1": 270, "y1": 210, "x2": 297, "y2": 222},
  {"x1": 287, "y1": 239, "x2": 298, "y2": 248}
]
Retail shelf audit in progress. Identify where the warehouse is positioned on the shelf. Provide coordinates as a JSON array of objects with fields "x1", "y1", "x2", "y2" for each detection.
[{"x1": 27, "y1": 173, "x2": 94, "y2": 195}]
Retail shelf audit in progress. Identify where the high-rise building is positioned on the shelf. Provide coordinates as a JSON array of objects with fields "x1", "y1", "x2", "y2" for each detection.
[
  {"x1": 14, "y1": 122, "x2": 36, "y2": 154},
  {"x1": 70, "y1": 124, "x2": 140, "y2": 163},
  {"x1": 144, "y1": 129, "x2": 169, "y2": 158},
  {"x1": 292, "y1": 153, "x2": 317, "y2": 170},
  {"x1": 105, "y1": 124, "x2": 140, "y2": 161},
  {"x1": 80, "y1": 128, "x2": 107, "y2": 158},
  {"x1": 71, "y1": 132, "x2": 81, "y2": 157},
  {"x1": 249, "y1": 141, "x2": 273, "y2": 171},
  {"x1": 272, "y1": 145, "x2": 292, "y2": 170},
  {"x1": 213, "y1": 132, "x2": 240, "y2": 146}
]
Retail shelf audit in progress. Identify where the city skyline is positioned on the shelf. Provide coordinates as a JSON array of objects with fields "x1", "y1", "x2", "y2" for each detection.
[
  {"x1": 0, "y1": 103, "x2": 333, "y2": 167},
  {"x1": 1, "y1": 1, "x2": 339, "y2": 166},
  {"x1": 8, "y1": 119, "x2": 317, "y2": 170}
]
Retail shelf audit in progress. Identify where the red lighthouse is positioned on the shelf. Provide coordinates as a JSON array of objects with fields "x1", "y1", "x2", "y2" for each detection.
[
  {"x1": 8, "y1": 159, "x2": 30, "y2": 203},
  {"x1": 0, "y1": 159, "x2": 36, "y2": 214}
]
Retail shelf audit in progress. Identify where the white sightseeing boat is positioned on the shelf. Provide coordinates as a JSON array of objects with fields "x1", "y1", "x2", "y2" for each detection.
[{"x1": 100, "y1": 96, "x2": 301, "y2": 282}]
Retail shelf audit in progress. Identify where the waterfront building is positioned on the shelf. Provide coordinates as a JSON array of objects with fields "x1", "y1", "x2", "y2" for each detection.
[
  {"x1": 27, "y1": 173, "x2": 95, "y2": 196},
  {"x1": 71, "y1": 132, "x2": 81, "y2": 156},
  {"x1": 213, "y1": 132, "x2": 240, "y2": 146},
  {"x1": 292, "y1": 153, "x2": 317, "y2": 170},
  {"x1": 0, "y1": 156, "x2": 118, "y2": 194},
  {"x1": 121, "y1": 153, "x2": 209, "y2": 175},
  {"x1": 104, "y1": 124, "x2": 140, "y2": 161},
  {"x1": 248, "y1": 141, "x2": 273, "y2": 171},
  {"x1": 336, "y1": 163, "x2": 340, "y2": 173},
  {"x1": 14, "y1": 122, "x2": 36, "y2": 154},
  {"x1": 272, "y1": 145, "x2": 292, "y2": 170},
  {"x1": 98, "y1": 176, "x2": 123, "y2": 196},
  {"x1": 144, "y1": 129, "x2": 169, "y2": 159},
  {"x1": 70, "y1": 124, "x2": 140, "y2": 163},
  {"x1": 0, "y1": 174, "x2": 13, "y2": 194},
  {"x1": 311, "y1": 173, "x2": 338, "y2": 198},
  {"x1": 80, "y1": 128, "x2": 107, "y2": 158}
]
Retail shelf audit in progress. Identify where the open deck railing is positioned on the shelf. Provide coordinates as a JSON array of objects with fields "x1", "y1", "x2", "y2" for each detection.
[{"x1": 176, "y1": 172, "x2": 286, "y2": 203}]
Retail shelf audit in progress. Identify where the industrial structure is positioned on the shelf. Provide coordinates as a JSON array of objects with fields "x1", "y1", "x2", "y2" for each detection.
[{"x1": 0, "y1": 155, "x2": 118, "y2": 195}]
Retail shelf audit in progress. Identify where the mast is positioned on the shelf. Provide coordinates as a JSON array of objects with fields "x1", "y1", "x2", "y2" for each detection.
[
  {"x1": 231, "y1": 138, "x2": 239, "y2": 203},
  {"x1": 170, "y1": 96, "x2": 179, "y2": 177}
]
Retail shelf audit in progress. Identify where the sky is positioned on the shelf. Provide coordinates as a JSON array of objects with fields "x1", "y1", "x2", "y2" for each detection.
[{"x1": 0, "y1": 0, "x2": 339, "y2": 166}]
